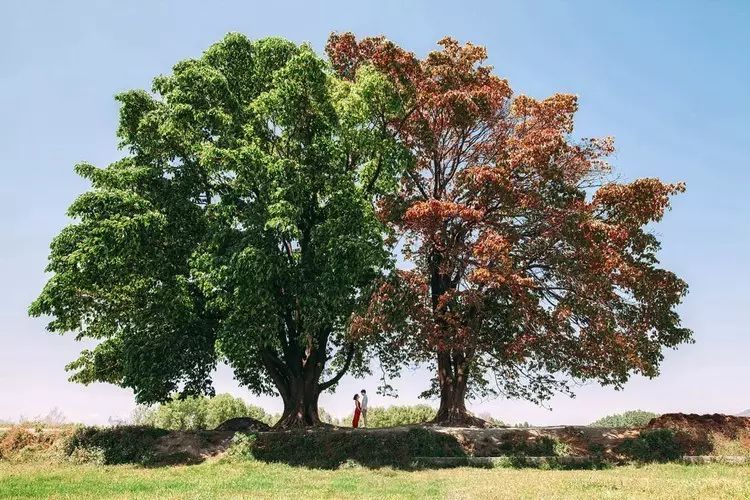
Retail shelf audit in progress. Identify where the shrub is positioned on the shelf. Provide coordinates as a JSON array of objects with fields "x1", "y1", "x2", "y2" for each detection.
[
  {"x1": 709, "y1": 430, "x2": 750, "y2": 457},
  {"x1": 133, "y1": 394, "x2": 275, "y2": 430},
  {"x1": 206, "y1": 394, "x2": 273, "y2": 428},
  {"x1": 67, "y1": 446, "x2": 106, "y2": 465},
  {"x1": 590, "y1": 410, "x2": 659, "y2": 428},
  {"x1": 0, "y1": 425, "x2": 73, "y2": 461},
  {"x1": 617, "y1": 428, "x2": 681, "y2": 462},
  {"x1": 61, "y1": 426, "x2": 168, "y2": 465},
  {"x1": 339, "y1": 405, "x2": 436, "y2": 428},
  {"x1": 553, "y1": 440, "x2": 572, "y2": 457},
  {"x1": 0, "y1": 427, "x2": 38, "y2": 458},
  {"x1": 253, "y1": 427, "x2": 465, "y2": 469},
  {"x1": 493, "y1": 432, "x2": 558, "y2": 456},
  {"x1": 223, "y1": 433, "x2": 258, "y2": 461},
  {"x1": 487, "y1": 418, "x2": 507, "y2": 427}
]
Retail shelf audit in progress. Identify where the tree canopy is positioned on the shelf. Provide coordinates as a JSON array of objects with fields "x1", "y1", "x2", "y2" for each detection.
[
  {"x1": 328, "y1": 33, "x2": 691, "y2": 425},
  {"x1": 31, "y1": 32, "x2": 690, "y2": 429},
  {"x1": 30, "y1": 33, "x2": 407, "y2": 427}
]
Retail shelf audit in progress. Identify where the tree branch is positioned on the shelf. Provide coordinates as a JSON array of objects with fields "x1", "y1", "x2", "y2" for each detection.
[{"x1": 319, "y1": 343, "x2": 356, "y2": 391}]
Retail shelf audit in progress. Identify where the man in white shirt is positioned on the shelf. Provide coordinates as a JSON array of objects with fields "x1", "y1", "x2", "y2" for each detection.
[{"x1": 360, "y1": 389, "x2": 368, "y2": 428}]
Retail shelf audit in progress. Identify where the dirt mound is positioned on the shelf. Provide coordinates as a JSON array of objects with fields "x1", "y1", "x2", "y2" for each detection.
[
  {"x1": 648, "y1": 413, "x2": 750, "y2": 436},
  {"x1": 214, "y1": 417, "x2": 271, "y2": 432},
  {"x1": 647, "y1": 413, "x2": 750, "y2": 455}
]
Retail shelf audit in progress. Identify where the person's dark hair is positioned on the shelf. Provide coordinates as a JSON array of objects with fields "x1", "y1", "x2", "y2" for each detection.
[
  {"x1": 361, "y1": 389, "x2": 366, "y2": 394},
  {"x1": 353, "y1": 394, "x2": 359, "y2": 400}
]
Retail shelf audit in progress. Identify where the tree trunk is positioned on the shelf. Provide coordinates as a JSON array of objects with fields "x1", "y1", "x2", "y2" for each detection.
[
  {"x1": 428, "y1": 253, "x2": 486, "y2": 428},
  {"x1": 432, "y1": 351, "x2": 487, "y2": 427},
  {"x1": 274, "y1": 376, "x2": 324, "y2": 428},
  {"x1": 261, "y1": 338, "x2": 353, "y2": 430}
]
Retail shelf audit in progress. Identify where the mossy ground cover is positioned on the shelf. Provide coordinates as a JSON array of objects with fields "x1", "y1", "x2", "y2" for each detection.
[{"x1": 2, "y1": 460, "x2": 750, "y2": 499}]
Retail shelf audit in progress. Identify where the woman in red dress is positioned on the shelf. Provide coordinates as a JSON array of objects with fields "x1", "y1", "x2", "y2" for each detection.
[{"x1": 352, "y1": 394, "x2": 362, "y2": 428}]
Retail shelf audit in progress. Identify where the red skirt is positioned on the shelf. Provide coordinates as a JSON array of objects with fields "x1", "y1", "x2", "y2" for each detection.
[{"x1": 352, "y1": 408, "x2": 361, "y2": 428}]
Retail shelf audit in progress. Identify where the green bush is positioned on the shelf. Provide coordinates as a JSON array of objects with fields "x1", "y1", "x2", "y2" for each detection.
[
  {"x1": 253, "y1": 427, "x2": 464, "y2": 469},
  {"x1": 493, "y1": 432, "x2": 559, "y2": 456},
  {"x1": 318, "y1": 408, "x2": 337, "y2": 425},
  {"x1": 339, "y1": 405, "x2": 436, "y2": 428},
  {"x1": 133, "y1": 394, "x2": 275, "y2": 430},
  {"x1": 61, "y1": 426, "x2": 169, "y2": 465},
  {"x1": 67, "y1": 445, "x2": 106, "y2": 465},
  {"x1": 617, "y1": 428, "x2": 681, "y2": 462},
  {"x1": 223, "y1": 432, "x2": 258, "y2": 462},
  {"x1": 590, "y1": 410, "x2": 659, "y2": 428}
]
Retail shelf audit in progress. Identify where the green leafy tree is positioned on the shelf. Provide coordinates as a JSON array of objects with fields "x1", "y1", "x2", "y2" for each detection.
[
  {"x1": 30, "y1": 34, "x2": 407, "y2": 428},
  {"x1": 589, "y1": 410, "x2": 659, "y2": 428},
  {"x1": 329, "y1": 34, "x2": 690, "y2": 426},
  {"x1": 205, "y1": 394, "x2": 273, "y2": 428},
  {"x1": 133, "y1": 393, "x2": 275, "y2": 429},
  {"x1": 134, "y1": 397, "x2": 209, "y2": 430},
  {"x1": 317, "y1": 407, "x2": 337, "y2": 425}
]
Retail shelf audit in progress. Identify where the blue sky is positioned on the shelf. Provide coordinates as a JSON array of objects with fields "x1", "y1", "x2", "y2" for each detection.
[{"x1": 1, "y1": 0, "x2": 748, "y2": 425}]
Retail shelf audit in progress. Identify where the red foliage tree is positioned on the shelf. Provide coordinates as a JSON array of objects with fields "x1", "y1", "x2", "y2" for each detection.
[{"x1": 328, "y1": 33, "x2": 691, "y2": 426}]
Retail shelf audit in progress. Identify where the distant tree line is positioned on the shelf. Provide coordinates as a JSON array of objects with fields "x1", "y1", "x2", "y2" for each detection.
[{"x1": 589, "y1": 410, "x2": 659, "y2": 428}]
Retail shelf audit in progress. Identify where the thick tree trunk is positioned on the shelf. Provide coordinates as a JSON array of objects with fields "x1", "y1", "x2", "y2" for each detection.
[
  {"x1": 428, "y1": 253, "x2": 486, "y2": 428},
  {"x1": 274, "y1": 376, "x2": 324, "y2": 428},
  {"x1": 432, "y1": 351, "x2": 487, "y2": 427},
  {"x1": 261, "y1": 339, "x2": 353, "y2": 430}
]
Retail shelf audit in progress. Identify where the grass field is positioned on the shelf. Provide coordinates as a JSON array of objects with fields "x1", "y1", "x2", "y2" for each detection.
[{"x1": 1, "y1": 461, "x2": 750, "y2": 499}]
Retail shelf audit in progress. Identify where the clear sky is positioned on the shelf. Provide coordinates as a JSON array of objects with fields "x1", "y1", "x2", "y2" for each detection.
[{"x1": 1, "y1": 0, "x2": 748, "y2": 425}]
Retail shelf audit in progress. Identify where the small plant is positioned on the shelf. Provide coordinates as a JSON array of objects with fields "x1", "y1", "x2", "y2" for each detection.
[
  {"x1": 553, "y1": 440, "x2": 572, "y2": 457},
  {"x1": 223, "y1": 433, "x2": 257, "y2": 461},
  {"x1": 617, "y1": 428, "x2": 681, "y2": 462},
  {"x1": 339, "y1": 458, "x2": 363, "y2": 469},
  {"x1": 67, "y1": 446, "x2": 106, "y2": 465}
]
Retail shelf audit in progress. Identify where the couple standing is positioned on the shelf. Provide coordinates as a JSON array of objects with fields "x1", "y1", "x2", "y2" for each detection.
[{"x1": 352, "y1": 389, "x2": 368, "y2": 428}]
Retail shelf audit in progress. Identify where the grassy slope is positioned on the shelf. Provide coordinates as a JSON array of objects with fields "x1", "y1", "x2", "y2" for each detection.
[{"x1": 1, "y1": 462, "x2": 750, "y2": 499}]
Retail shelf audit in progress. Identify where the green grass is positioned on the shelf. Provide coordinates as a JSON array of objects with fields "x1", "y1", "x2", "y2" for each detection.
[{"x1": 2, "y1": 461, "x2": 750, "y2": 499}]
